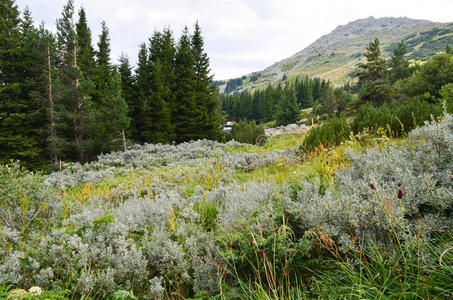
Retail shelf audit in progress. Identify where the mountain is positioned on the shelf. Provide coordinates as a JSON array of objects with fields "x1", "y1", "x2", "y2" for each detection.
[{"x1": 219, "y1": 16, "x2": 453, "y2": 94}]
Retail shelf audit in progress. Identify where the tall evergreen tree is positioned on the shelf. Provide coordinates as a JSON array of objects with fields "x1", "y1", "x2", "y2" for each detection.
[
  {"x1": 76, "y1": 7, "x2": 95, "y2": 78},
  {"x1": 55, "y1": 0, "x2": 93, "y2": 161},
  {"x1": 191, "y1": 22, "x2": 223, "y2": 141},
  {"x1": 357, "y1": 38, "x2": 392, "y2": 106},
  {"x1": 146, "y1": 29, "x2": 175, "y2": 143},
  {"x1": 88, "y1": 68, "x2": 130, "y2": 154},
  {"x1": 0, "y1": 2, "x2": 47, "y2": 168},
  {"x1": 118, "y1": 53, "x2": 135, "y2": 137},
  {"x1": 319, "y1": 86, "x2": 336, "y2": 116},
  {"x1": 93, "y1": 21, "x2": 111, "y2": 106},
  {"x1": 173, "y1": 27, "x2": 198, "y2": 143},
  {"x1": 132, "y1": 42, "x2": 150, "y2": 142},
  {"x1": 389, "y1": 42, "x2": 410, "y2": 83},
  {"x1": 274, "y1": 86, "x2": 300, "y2": 126}
]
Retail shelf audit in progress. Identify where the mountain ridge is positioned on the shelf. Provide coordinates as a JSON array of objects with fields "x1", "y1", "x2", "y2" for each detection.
[{"x1": 219, "y1": 16, "x2": 453, "y2": 94}]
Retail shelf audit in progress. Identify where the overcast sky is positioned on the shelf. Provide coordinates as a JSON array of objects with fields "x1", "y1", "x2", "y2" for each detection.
[{"x1": 14, "y1": 0, "x2": 453, "y2": 80}]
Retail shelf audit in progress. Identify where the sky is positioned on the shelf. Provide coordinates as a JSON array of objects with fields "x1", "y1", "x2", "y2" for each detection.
[{"x1": 14, "y1": 0, "x2": 453, "y2": 80}]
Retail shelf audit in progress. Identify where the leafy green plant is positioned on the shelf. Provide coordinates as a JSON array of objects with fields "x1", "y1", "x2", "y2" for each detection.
[
  {"x1": 228, "y1": 119, "x2": 266, "y2": 145},
  {"x1": 300, "y1": 117, "x2": 351, "y2": 153}
]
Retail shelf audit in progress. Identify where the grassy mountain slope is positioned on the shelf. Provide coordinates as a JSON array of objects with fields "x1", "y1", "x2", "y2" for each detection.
[{"x1": 220, "y1": 16, "x2": 453, "y2": 93}]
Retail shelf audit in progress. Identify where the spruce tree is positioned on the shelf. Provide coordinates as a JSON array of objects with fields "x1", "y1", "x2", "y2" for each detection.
[
  {"x1": 132, "y1": 42, "x2": 150, "y2": 142},
  {"x1": 76, "y1": 8, "x2": 95, "y2": 78},
  {"x1": 0, "y1": 2, "x2": 48, "y2": 168},
  {"x1": 319, "y1": 86, "x2": 336, "y2": 116},
  {"x1": 118, "y1": 53, "x2": 135, "y2": 139},
  {"x1": 191, "y1": 22, "x2": 223, "y2": 141},
  {"x1": 89, "y1": 68, "x2": 130, "y2": 154},
  {"x1": 274, "y1": 86, "x2": 300, "y2": 126},
  {"x1": 357, "y1": 38, "x2": 392, "y2": 106},
  {"x1": 389, "y1": 42, "x2": 410, "y2": 83},
  {"x1": 142, "y1": 58, "x2": 172, "y2": 143},
  {"x1": 146, "y1": 30, "x2": 174, "y2": 143},
  {"x1": 173, "y1": 27, "x2": 198, "y2": 143},
  {"x1": 93, "y1": 21, "x2": 111, "y2": 106},
  {"x1": 55, "y1": 0, "x2": 93, "y2": 161}
]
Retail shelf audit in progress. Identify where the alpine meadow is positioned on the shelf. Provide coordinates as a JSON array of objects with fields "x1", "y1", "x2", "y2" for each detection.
[{"x1": 1, "y1": 0, "x2": 453, "y2": 299}]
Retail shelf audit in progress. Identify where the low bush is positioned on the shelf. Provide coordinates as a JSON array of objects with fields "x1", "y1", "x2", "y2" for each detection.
[
  {"x1": 351, "y1": 99, "x2": 444, "y2": 137},
  {"x1": 300, "y1": 117, "x2": 351, "y2": 153},
  {"x1": 228, "y1": 119, "x2": 266, "y2": 145}
]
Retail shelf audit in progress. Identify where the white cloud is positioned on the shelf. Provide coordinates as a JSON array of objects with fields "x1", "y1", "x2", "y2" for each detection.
[{"x1": 14, "y1": 0, "x2": 453, "y2": 79}]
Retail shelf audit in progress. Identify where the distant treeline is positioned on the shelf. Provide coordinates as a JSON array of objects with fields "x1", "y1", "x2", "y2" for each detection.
[
  {"x1": 221, "y1": 76, "x2": 353, "y2": 123},
  {"x1": 0, "y1": 0, "x2": 223, "y2": 169}
]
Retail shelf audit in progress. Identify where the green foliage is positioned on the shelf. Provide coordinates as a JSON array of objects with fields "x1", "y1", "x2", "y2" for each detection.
[
  {"x1": 93, "y1": 214, "x2": 115, "y2": 231},
  {"x1": 0, "y1": 162, "x2": 56, "y2": 231},
  {"x1": 388, "y1": 41, "x2": 411, "y2": 83},
  {"x1": 358, "y1": 38, "x2": 393, "y2": 106},
  {"x1": 110, "y1": 290, "x2": 137, "y2": 300},
  {"x1": 191, "y1": 22, "x2": 224, "y2": 141},
  {"x1": 351, "y1": 99, "x2": 443, "y2": 137},
  {"x1": 441, "y1": 83, "x2": 453, "y2": 102},
  {"x1": 194, "y1": 201, "x2": 218, "y2": 231},
  {"x1": 274, "y1": 86, "x2": 300, "y2": 126},
  {"x1": 301, "y1": 117, "x2": 351, "y2": 152},
  {"x1": 0, "y1": 2, "x2": 48, "y2": 169},
  {"x1": 405, "y1": 52, "x2": 453, "y2": 101},
  {"x1": 75, "y1": 8, "x2": 95, "y2": 78},
  {"x1": 228, "y1": 119, "x2": 265, "y2": 145}
]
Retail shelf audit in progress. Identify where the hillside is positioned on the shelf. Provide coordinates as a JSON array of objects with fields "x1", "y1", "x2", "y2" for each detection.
[{"x1": 219, "y1": 16, "x2": 453, "y2": 93}]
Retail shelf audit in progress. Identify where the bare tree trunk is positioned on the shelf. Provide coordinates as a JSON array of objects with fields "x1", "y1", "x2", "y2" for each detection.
[
  {"x1": 121, "y1": 130, "x2": 127, "y2": 152},
  {"x1": 47, "y1": 46, "x2": 58, "y2": 164}
]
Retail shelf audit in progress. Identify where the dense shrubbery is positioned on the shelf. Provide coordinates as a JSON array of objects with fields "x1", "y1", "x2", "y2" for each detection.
[
  {"x1": 300, "y1": 117, "x2": 351, "y2": 152},
  {"x1": 228, "y1": 119, "x2": 266, "y2": 145},
  {"x1": 351, "y1": 99, "x2": 444, "y2": 137},
  {"x1": 301, "y1": 98, "x2": 452, "y2": 152}
]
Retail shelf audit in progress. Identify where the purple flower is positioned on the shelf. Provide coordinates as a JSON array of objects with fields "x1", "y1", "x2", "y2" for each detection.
[
  {"x1": 397, "y1": 189, "x2": 404, "y2": 199},
  {"x1": 369, "y1": 183, "x2": 375, "y2": 190},
  {"x1": 227, "y1": 242, "x2": 232, "y2": 249},
  {"x1": 397, "y1": 182, "x2": 402, "y2": 187}
]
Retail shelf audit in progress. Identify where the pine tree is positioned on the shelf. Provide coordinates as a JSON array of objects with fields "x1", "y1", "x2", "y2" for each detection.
[
  {"x1": 389, "y1": 42, "x2": 410, "y2": 83},
  {"x1": 274, "y1": 86, "x2": 300, "y2": 126},
  {"x1": 76, "y1": 7, "x2": 95, "y2": 78},
  {"x1": 118, "y1": 53, "x2": 135, "y2": 139},
  {"x1": 319, "y1": 86, "x2": 336, "y2": 116},
  {"x1": 146, "y1": 29, "x2": 175, "y2": 143},
  {"x1": 132, "y1": 42, "x2": 150, "y2": 142},
  {"x1": 93, "y1": 21, "x2": 111, "y2": 106},
  {"x1": 55, "y1": 0, "x2": 92, "y2": 161},
  {"x1": 173, "y1": 27, "x2": 198, "y2": 143},
  {"x1": 191, "y1": 22, "x2": 223, "y2": 141},
  {"x1": 89, "y1": 68, "x2": 130, "y2": 154},
  {"x1": 26, "y1": 22, "x2": 60, "y2": 166},
  {"x1": 142, "y1": 58, "x2": 172, "y2": 143},
  {"x1": 357, "y1": 38, "x2": 392, "y2": 106},
  {"x1": 0, "y1": 2, "x2": 48, "y2": 168}
]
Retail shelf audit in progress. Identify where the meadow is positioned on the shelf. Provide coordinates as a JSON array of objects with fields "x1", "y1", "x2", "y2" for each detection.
[{"x1": 1, "y1": 114, "x2": 452, "y2": 299}]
